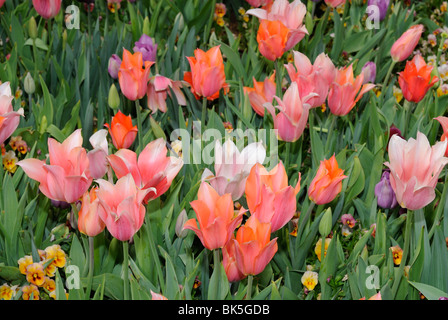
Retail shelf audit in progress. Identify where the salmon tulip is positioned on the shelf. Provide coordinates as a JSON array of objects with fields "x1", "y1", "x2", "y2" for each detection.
[
  {"x1": 0, "y1": 82, "x2": 24, "y2": 146},
  {"x1": 183, "y1": 45, "x2": 228, "y2": 101},
  {"x1": 327, "y1": 64, "x2": 375, "y2": 116},
  {"x1": 104, "y1": 110, "x2": 138, "y2": 150},
  {"x1": 222, "y1": 235, "x2": 246, "y2": 282},
  {"x1": 107, "y1": 138, "x2": 183, "y2": 203},
  {"x1": 308, "y1": 154, "x2": 347, "y2": 205},
  {"x1": 78, "y1": 187, "x2": 105, "y2": 237},
  {"x1": 384, "y1": 131, "x2": 448, "y2": 210},
  {"x1": 183, "y1": 182, "x2": 246, "y2": 250},
  {"x1": 96, "y1": 174, "x2": 152, "y2": 241},
  {"x1": 391, "y1": 24, "x2": 424, "y2": 62},
  {"x1": 32, "y1": 0, "x2": 61, "y2": 19},
  {"x1": 17, "y1": 129, "x2": 92, "y2": 204},
  {"x1": 245, "y1": 161, "x2": 301, "y2": 232},
  {"x1": 243, "y1": 72, "x2": 276, "y2": 116},
  {"x1": 233, "y1": 215, "x2": 278, "y2": 276},
  {"x1": 118, "y1": 49, "x2": 153, "y2": 101},
  {"x1": 398, "y1": 54, "x2": 439, "y2": 103}
]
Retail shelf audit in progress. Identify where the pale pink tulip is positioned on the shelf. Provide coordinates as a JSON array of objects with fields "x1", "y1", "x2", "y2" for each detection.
[
  {"x1": 384, "y1": 132, "x2": 448, "y2": 210},
  {"x1": 18, "y1": 129, "x2": 92, "y2": 203},
  {"x1": 96, "y1": 174, "x2": 152, "y2": 241},
  {"x1": 87, "y1": 129, "x2": 109, "y2": 179},
  {"x1": 435, "y1": 116, "x2": 448, "y2": 156},
  {"x1": 146, "y1": 75, "x2": 187, "y2": 113},
  {"x1": 0, "y1": 82, "x2": 24, "y2": 146},
  {"x1": 32, "y1": 0, "x2": 61, "y2": 19},
  {"x1": 201, "y1": 139, "x2": 266, "y2": 201},
  {"x1": 107, "y1": 138, "x2": 183, "y2": 203}
]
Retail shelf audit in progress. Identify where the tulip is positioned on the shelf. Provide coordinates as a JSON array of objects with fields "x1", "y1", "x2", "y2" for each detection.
[
  {"x1": 398, "y1": 54, "x2": 439, "y2": 103},
  {"x1": 104, "y1": 110, "x2": 138, "y2": 150},
  {"x1": 183, "y1": 45, "x2": 228, "y2": 101},
  {"x1": 107, "y1": 138, "x2": 183, "y2": 203},
  {"x1": 256, "y1": 20, "x2": 290, "y2": 61},
  {"x1": 222, "y1": 236, "x2": 246, "y2": 282},
  {"x1": 360, "y1": 292, "x2": 382, "y2": 300},
  {"x1": 434, "y1": 116, "x2": 448, "y2": 156},
  {"x1": 324, "y1": 0, "x2": 345, "y2": 7},
  {"x1": 265, "y1": 82, "x2": 313, "y2": 142},
  {"x1": 247, "y1": 0, "x2": 308, "y2": 56},
  {"x1": 245, "y1": 161, "x2": 301, "y2": 232},
  {"x1": 232, "y1": 215, "x2": 278, "y2": 276},
  {"x1": 327, "y1": 64, "x2": 375, "y2": 116},
  {"x1": 17, "y1": 129, "x2": 92, "y2": 204},
  {"x1": 0, "y1": 82, "x2": 24, "y2": 146},
  {"x1": 150, "y1": 291, "x2": 168, "y2": 300},
  {"x1": 243, "y1": 72, "x2": 276, "y2": 116},
  {"x1": 87, "y1": 129, "x2": 109, "y2": 179},
  {"x1": 78, "y1": 188, "x2": 105, "y2": 237},
  {"x1": 133, "y1": 34, "x2": 157, "y2": 63},
  {"x1": 183, "y1": 182, "x2": 246, "y2": 250},
  {"x1": 361, "y1": 61, "x2": 377, "y2": 84},
  {"x1": 32, "y1": 0, "x2": 61, "y2": 19},
  {"x1": 308, "y1": 154, "x2": 347, "y2": 205},
  {"x1": 285, "y1": 51, "x2": 336, "y2": 108},
  {"x1": 96, "y1": 174, "x2": 152, "y2": 241},
  {"x1": 108, "y1": 54, "x2": 122, "y2": 80},
  {"x1": 245, "y1": 0, "x2": 273, "y2": 7},
  {"x1": 367, "y1": 0, "x2": 390, "y2": 21},
  {"x1": 146, "y1": 75, "x2": 187, "y2": 113},
  {"x1": 118, "y1": 49, "x2": 153, "y2": 101},
  {"x1": 390, "y1": 24, "x2": 424, "y2": 62},
  {"x1": 201, "y1": 139, "x2": 266, "y2": 201},
  {"x1": 0, "y1": 0, "x2": 5, "y2": 8},
  {"x1": 374, "y1": 170, "x2": 398, "y2": 209},
  {"x1": 384, "y1": 131, "x2": 448, "y2": 210}
]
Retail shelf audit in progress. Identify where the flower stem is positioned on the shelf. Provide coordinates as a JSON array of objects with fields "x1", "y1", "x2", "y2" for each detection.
[
  {"x1": 85, "y1": 236, "x2": 94, "y2": 299},
  {"x1": 297, "y1": 201, "x2": 316, "y2": 244},
  {"x1": 123, "y1": 241, "x2": 130, "y2": 300},
  {"x1": 135, "y1": 100, "x2": 143, "y2": 153},
  {"x1": 246, "y1": 274, "x2": 253, "y2": 300}
]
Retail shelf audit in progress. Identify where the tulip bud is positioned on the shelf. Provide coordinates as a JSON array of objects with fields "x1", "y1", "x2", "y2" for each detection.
[
  {"x1": 374, "y1": 171, "x2": 398, "y2": 209},
  {"x1": 361, "y1": 61, "x2": 376, "y2": 84},
  {"x1": 24, "y1": 72, "x2": 36, "y2": 95},
  {"x1": 319, "y1": 208, "x2": 332, "y2": 237},
  {"x1": 175, "y1": 209, "x2": 189, "y2": 238},
  {"x1": 62, "y1": 29, "x2": 67, "y2": 51},
  {"x1": 108, "y1": 54, "x2": 122, "y2": 80},
  {"x1": 142, "y1": 17, "x2": 150, "y2": 36},
  {"x1": 150, "y1": 116, "x2": 167, "y2": 140},
  {"x1": 108, "y1": 84, "x2": 120, "y2": 110},
  {"x1": 28, "y1": 16, "x2": 38, "y2": 40},
  {"x1": 39, "y1": 115, "x2": 48, "y2": 134}
]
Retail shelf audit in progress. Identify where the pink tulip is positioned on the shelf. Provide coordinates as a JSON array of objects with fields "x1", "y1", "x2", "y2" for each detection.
[
  {"x1": 18, "y1": 129, "x2": 92, "y2": 203},
  {"x1": 0, "y1": 0, "x2": 5, "y2": 9},
  {"x1": 265, "y1": 82, "x2": 314, "y2": 142},
  {"x1": 201, "y1": 139, "x2": 266, "y2": 201},
  {"x1": 32, "y1": 0, "x2": 61, "y2": 19},
  {"x1": 146, "y1": 75, "x2": 187, "y2": 113},
  {"x1": 107, "y1": 138, "x2": 183, "y2": 203},
  {"x1": 78, "y1": 187, "x2": 105, "y2": 237},
  {"x1": 183, "y1": 182, "x2": 246, "y2": 250},
  {"x1": 384, "y1": 131, "x2": 448, "y2": 210},
  {"x1": 324, "y1": 0, "x2": 346, "y2": 8},
  {"x1": 435, "y1": 116, "x2": 448, "y2": 156},
  {"x1": 243, "y1": 72, "x2": 276, "y2": 116},
  {"x1": 87, "y1": 129, "x2": 109, "y2": 179},
  {"x1": 245, "y1": 161, "x2": 301, "y2": 232},
  {"x1": 327, "y1": 64, "x2": 375, "y2": 116},
  {"x1": 96, "y1": 174, "x2": 152, "y2": 241},
  {"x1": 285, "y1": 51, "x2": 336, "y2": 108},
  {"x1": 245, "y1": 0, "x2": 273, "y2": 8},
  {"x1": 391, "y1": 24, "x2": 424, "y2": 62},
  {"x1": 247, "y1": 0, "x2": 308, "y2": 52},
  {"x1": 0, "y1": 82, "x2": 24, "y2": 146}
]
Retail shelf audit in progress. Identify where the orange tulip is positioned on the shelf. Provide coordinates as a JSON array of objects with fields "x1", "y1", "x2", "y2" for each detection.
[
  {"x1": 183, "y1": 182, "x2": 245, "y2": 250},
  {"x1": 232, "y1": 215, "x2": 278, "y2": 276},
  {"x1": 183, "y1": 45, "x2": 228, "y2": 101},
  {"x1": 243, "y1": 72, "x2": 276, "y2": 116},
  {"x1": 118, "y1": 49, "x2": 153, "y2": 101},
  {"x1": 398, "y1": 54, "x2": 439, "y2": 103},
  {"x1": 78, "y1": 187, "x2": 105, "y2": 237},
  {"x1": 308, "y1": 154, "x2": 347, "y2": 205},
  {"x1": 390, "y1": 24, "x2": 424, "y2": 62},
  {"x1": 104, "y1": 110, "x2": 138, "y2": 150},
  {"x1": 256, "y1": 20, "x2": 290, "y2": 61}
]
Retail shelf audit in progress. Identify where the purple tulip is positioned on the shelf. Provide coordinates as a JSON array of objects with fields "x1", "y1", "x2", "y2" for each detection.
[
  {"x1": 108, "y1": 54, "x2": 122, "y2": 79},
  {"x1": 375, "y1": 171, "x2": 398, "y2": 209},
  {"x1": 361, "y1": 61, "x2": 376, "y2": 84},
  {"x1": 133, "y1": 34, "x2": 157, "y2": 63},
  {"x1": 439, "y1": 297, "x2": 448, "y2": 300},
  {"x1": 368, "y1": 0, "x2": 390, "y2": 21}
]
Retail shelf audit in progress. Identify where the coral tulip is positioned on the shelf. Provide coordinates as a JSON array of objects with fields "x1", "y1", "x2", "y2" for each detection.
[
  {"x1": 201, "y1": 139, "x2": 266, "y2": 201},
  {"x1": 233, "y1": 215, "x2": 278, "y2": 276},
  {"x1": 398, "y1": 54, "x2": 439, "y2": 103},
  {"x1": 434, "y1": 116, "x2": 448, "y2": 156},
  {"x1": 308, "y1": 154, "x2": 347, "y2": 205},
  {"x1": 107, "y1": 138, "x2": 183, "y2": 203},
  {"x1": 183, "y1": 182, "x2": 246, "y2": 250},
  {"x1": 17, "y1": 129, "x2": 92, "y2": 204},
  {"x1": 96, "y1": 174, "x2": 152, "y2": 241},
  {"x1": 390, "y1": 24, "x2": 424, "y2": 62},
  {"x1": 285, "y1": 51, "x2": 336, "y2": 108},
  {"x1": 222, "y1": 236, "x2": 246, "y2": 282},
  {"x1": 183, "y1": 45, "x2": 228, "y2": 101},
  {"x1": 243, "y1": 72, "x2": 276, "y2": 116},
  {"x1": 118, "y1": 49, "x2": 153, "y2": 101},
  {"x1": 0, "y1": 82, "x2": 24, "y2": 146},
  {"x1": 245, "y1": 161, "x2": 301, "y2": 232},
  {"x1": 104, "y1": 110, "x2": 138, "y2": 150},
  {"x1": 327, "y1": 64, "x2": 375, "y2": 116},
  {"x1": 384, "y1": 131, "x2": 448, "y2": 210},
  {"x1": 32, "y1": 0, "x2": 61, "y2": 19},
  {"x1": 78, "y1": 187, "x2": 105, "y2": 237},
  {"x1": 256, "y1": 20, "x2": 290, "y2": 61}
]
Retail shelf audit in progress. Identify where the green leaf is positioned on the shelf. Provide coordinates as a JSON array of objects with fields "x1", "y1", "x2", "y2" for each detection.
[
  {"x1": 207, "y1": 260, "x2": 229, "y2": 300},
  {"x1": 408, "y1": 281, "x2": 448, "y2": 300}
]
